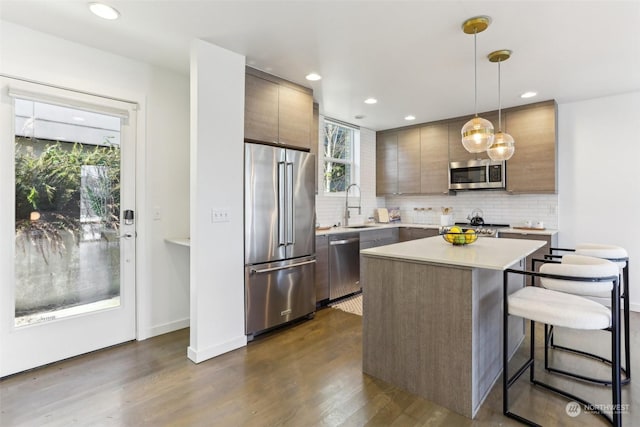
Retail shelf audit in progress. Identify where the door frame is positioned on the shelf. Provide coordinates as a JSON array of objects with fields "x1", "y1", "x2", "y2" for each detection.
[{"x1": 0, "y1": 76, "x2": 146, "y2": 377}]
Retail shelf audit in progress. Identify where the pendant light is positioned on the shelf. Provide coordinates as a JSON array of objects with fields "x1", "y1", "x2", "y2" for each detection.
[
  {"x1": 487, "y1": 49, "x2": 515, "y2": 161},
  {"x1": 461, "y1": 16, "x2": 494, "y2": 153}
]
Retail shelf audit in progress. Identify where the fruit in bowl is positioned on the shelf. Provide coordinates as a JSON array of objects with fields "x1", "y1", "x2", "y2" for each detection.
[{"x1": 442, "y1": 226, "x2": 477, "y2": 245}]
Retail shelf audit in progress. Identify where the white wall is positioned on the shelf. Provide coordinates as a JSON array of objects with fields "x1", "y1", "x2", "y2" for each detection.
[
  {"x1": 0, "y1": 21, "x2": 191, "y2": 340},
  {"x1": 558, "y1": 92, "x2": 640, "y2": 311},
  {"x1": 188, "y1": 40, "x2": 246, "y2": 363},
  {"x1": 315, "y1": 120, "x2": 385, "y2": 226}
]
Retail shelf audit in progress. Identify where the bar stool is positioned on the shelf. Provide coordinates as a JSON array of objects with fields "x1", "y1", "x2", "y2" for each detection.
[
  {"x1": 503, "y1": 258, "x2": 622, "y2": 426},
  {"x1": 545, "y1": 244, "x2": 630, "y2": 385}
]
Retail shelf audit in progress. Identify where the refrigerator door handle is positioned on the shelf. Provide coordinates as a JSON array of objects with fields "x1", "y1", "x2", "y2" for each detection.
[
  {"x1": 286, "y1": 162, "x2": 294, "y2": 245},
  {"x1": 250, "y1": 259, "x2": 316, "y2": 275},
  {"x1": 277, "y1": 161, "x2": 286, "y2": 247}
]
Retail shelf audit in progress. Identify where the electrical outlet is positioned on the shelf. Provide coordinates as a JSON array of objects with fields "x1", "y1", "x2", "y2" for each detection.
[{"x1": 211, "y1": 208, "x2": 230, "y2": 223}]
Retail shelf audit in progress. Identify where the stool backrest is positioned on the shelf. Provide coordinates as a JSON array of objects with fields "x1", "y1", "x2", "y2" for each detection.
[
  {"x1": 575, "y1": 243, "x2": 628, "y2": 269},
  {"x1": 539, "y1": 255, "x2": 618, "y2": 298}
]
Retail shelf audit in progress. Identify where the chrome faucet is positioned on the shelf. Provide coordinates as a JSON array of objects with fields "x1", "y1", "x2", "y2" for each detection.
[{"x1": 344, "y1": 183, "x2": 362, "y2": 226}]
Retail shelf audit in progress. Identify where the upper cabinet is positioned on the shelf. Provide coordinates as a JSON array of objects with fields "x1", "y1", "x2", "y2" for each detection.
[
  {"x1": 420, "y1": 123, "x2": 449, "y2": 194},
  {"x1": 376, "y1": 100, "x2": 557, "y2": 195},
  {"x1": 397, "y1": 128, "x2": 421, "y2": 194},
  {"x1": 376, "y1": 132, "x2": 398, "y2": 195},
  {"x1": 504, "y1": 100, "x2": 557, "y2": 194},
  {"x1": 244, "y1": 68, "x2": 313, "y2": 150},
  {"x1": 376, "y1": 128, "x2": 421, "y2": 196}
]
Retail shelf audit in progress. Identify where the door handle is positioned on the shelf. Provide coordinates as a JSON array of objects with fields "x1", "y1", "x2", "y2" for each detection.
[
  {"x1": 119, "y1": 233, "x2": 133, "y2": 239},
  {"x1": 277, "y1": 161, "x2": 286, "y2": 246},
  {"x1": 286, "y1": 162, "x2": 294, "y2": 245},
  {"x1": 330, "y1": 238, "x2": 360, "y2": 245}
]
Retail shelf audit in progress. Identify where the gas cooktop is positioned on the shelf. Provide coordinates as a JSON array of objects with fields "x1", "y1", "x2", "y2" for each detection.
[
  {"x1": 455, "y1": 222, "x2": 510, "y2": 228},
  {"x1": 454, "y1": 223, "x2": 510, "y2": 237}
]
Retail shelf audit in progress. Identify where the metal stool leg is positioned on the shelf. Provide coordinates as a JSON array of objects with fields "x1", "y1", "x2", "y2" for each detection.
[
  {"x1": 503, "y1": 269, "x2": 623, "y2": 426},
  {"x1": 543, "y1": 252, "x2": 631, "y2": 385}
]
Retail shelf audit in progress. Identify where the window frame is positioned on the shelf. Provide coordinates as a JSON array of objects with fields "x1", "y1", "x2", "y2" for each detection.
[{"x1": 322, "y1": 118, "x2": 357, "y2": 194}]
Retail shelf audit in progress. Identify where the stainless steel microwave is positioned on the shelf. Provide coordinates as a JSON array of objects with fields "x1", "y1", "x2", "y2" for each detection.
[{"x1": 449, "y1": 159, "x2": 505, "y2": 190}]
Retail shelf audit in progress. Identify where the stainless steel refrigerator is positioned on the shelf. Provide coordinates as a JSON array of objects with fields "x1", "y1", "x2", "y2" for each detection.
[{"x1": 244, "y1": 142, "x2": 316, "y2": 338}]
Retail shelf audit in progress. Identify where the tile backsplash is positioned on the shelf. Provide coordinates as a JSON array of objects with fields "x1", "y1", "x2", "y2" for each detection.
[{"x1": 385, "y1": 192, "x2": 559, "y2": 229}]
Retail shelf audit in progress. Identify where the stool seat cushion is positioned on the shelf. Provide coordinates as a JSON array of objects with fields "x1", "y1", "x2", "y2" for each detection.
[
  {"x1": 508, "y1": 286, "x2": 611, "y2": 330},
  {"x1": 539, "y1": 255, "x2": 618, "y2": 298}
]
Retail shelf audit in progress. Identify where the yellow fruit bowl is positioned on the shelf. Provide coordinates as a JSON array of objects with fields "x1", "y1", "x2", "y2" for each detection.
[{"x1": 441, "y1": 227, "x2": 478, "y2": 246}]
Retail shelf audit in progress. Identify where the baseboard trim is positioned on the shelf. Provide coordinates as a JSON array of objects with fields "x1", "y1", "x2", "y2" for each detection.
[
  {"x1": 138, "y1": 317, "x2": 190, "y2": 341},
  {"x1": 630, "y1": 302, "x2": 640, "y2": 313},
  {"x1": 187, "y1": 335, "x2": 247, "y2": 363}
]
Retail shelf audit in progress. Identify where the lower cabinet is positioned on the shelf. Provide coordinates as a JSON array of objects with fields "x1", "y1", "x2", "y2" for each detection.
[
  {"x1": 315, "y1": 235, "x2": 329, "y2": 304},
  {"x1": 398, "y1": 227, "x2": 439, "y2": 242},
  {"x1": 360, "y1": 228, "x2": 399, "y2": 250}
]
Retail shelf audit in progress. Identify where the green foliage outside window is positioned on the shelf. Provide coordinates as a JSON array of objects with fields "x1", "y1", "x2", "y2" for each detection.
[
  {"x1": 323, "y1": 121, "x2": 354, "y2": 192},
  {"x1": 14, "y1": 139, "x2": 120, "y2": 262}
]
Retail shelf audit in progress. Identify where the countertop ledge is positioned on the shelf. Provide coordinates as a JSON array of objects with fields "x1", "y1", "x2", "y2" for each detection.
[
  {"x1": 165, "y1": 237, "x2": 190, "y2": 247},
  {"x1": 315, "y1": 223, "x2": 558, "y2": 236}
]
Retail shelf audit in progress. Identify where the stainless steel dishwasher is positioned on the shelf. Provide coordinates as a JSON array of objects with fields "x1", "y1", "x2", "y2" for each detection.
[{"x1": 328, "y1": 233, "x2": 361, "y2": 300}]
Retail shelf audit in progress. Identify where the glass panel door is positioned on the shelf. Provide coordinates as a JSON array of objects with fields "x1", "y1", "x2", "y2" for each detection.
[
  {"x1": 0, "y1": 78, "x2": 137, "y2": 377},
  {"x1": 14, "y1": 99, "x2": 123, "y2": 326}
]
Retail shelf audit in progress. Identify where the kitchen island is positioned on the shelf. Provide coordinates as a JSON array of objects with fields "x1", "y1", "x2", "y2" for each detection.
[{"x1": 360, "y1": 236, "x2": 545, "y2": 418}]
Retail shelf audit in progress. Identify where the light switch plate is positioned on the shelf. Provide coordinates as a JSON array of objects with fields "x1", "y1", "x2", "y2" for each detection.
[{"x1": 211, "y1": 208, "x2": 230, "y2": 223}]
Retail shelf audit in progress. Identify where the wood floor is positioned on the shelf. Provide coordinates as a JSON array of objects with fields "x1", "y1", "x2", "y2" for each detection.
[{"x1": 1, "y1": 307, "x2": 638, "y2": 426}]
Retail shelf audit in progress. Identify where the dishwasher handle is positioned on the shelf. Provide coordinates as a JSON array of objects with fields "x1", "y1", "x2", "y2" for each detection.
[{"x1": 330, "y1": 237, "x2": 360, "y2": 246}]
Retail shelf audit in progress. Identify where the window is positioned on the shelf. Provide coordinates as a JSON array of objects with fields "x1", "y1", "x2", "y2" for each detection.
[{"x1": 322, "y1": 119, "x2": 357, "y2": 193}]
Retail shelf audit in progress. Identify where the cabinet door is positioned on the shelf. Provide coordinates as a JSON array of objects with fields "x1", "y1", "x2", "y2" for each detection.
[
  {"x1": 278, "y1": 85, "x2": 313, "y2": 149},
  {"x1": 360, "y1": 228, "x2": 398, "y2": 248},
  {"x1": 448, "y1": 112, "x2": 498, "y2": 162},
  {"x1": 399, "y1": 227, "x2": 438, "y2": 242},
  {"x1": 397, "y1": 128, "x2": 421, "y2": 194},
  {"x1": 505, "y1": 101, "x2": 557, "y2": 193},
  {"x1": 376, "y1": 133, "x2": 398, "y2": 195},
  {"x1": 420, "y1": 124, "x2": 449, "y2": 194},
  {"x1": 315, "y1": 235, "x2": 329, "y2": 303},
  {"x1": 244, "y1": 74, "x2": 279, "y2": 144}
]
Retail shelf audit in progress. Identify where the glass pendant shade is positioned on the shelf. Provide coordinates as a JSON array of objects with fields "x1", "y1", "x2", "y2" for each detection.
[
  {"x1": 461, "y1": 116, "x2": 495, "y2": 153},
  {"x1": 487, "y1": 131, "x2": 515, "y2": 160}
]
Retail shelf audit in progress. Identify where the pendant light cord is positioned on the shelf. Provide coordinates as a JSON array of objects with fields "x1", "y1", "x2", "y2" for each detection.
[
  {"x1": 473, "y1": 29, "x2": 478, "y2": 117},
  {"x1": 498, "y1": 59, "x2": 502, "y2": 131}
]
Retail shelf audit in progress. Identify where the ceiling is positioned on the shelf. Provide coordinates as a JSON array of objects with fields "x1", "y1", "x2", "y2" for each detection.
[{"x1": 2, "y1": 1, "x2": 639, "y2": 131}]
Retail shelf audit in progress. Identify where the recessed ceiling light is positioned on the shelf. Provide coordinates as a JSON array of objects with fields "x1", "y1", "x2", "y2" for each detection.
[
  {"x1": 364, "y1": 98, "x2": 377, "y2": 105},
  {"x1": 72, "y1": 116, "x2": 85, "y2": 121},
  {"x1": 305, "y1": 73, "x2": 322, "y2": 81},
  {"x1": 404, "y1": 115, "x2": 416, "y2": 121},
  {"x1": 89, "y1": 2, "x2": 120, "y2": 20},
  {"x1": 520, "y1": 91, "x2": 537, "y2": 99}
]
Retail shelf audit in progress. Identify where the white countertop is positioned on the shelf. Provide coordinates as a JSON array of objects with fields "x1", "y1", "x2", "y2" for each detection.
[
  {"x1": 316, "y1": 222, "x2": 558, "y2": 236},
  {"x1": 360, "y1": 235, "x2": 546, "y2": 270},
  {"x1": 165, "y1": 237, "x2": 190, "y2": 247}
]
